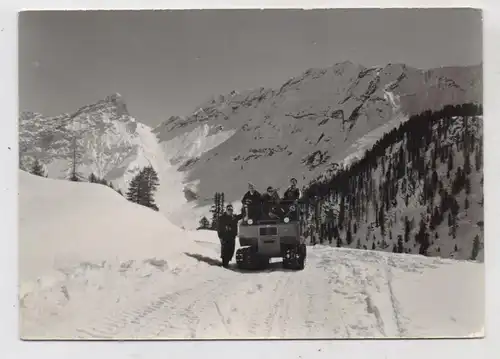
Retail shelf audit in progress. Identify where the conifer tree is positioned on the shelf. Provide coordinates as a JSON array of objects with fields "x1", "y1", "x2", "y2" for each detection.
[
  {"x1": 198, "y1": 216, "x2": 210, "y2": 230},
  {"x1": 139, "y1": 166, "x2": 160, "y2": 210},
  {"x1": 471, "y1": 235, "x2": 481, "y2": 260},
  {"x1": 336, "y1": 235, "x2": 342, "y2": 248},
  {"x1": 126, "y1": 166, "x2": 160, "y2": 211},
  {"x1": 30, "y1": 158, "x2": 46, "y2": 177},
  {"x1": 346, "y1": 226, "x2": 353, "y2": 246},
  {"x1": 397, "y1": 235, "x2": 404, "y2": 253},
  {"x1": 68, "y1": 136, "x2": 83, "y2": 182},
  {"x1": 126, "y1": 174, "x2": 141, "y2": 204},
  {"x1": 210, "y1": 192, "x2": 225, "y2": 229}
]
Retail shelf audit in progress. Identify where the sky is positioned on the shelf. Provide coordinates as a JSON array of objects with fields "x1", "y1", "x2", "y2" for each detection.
[{"x1": 18, "y1": 8, "x2": 482, "y2": 127}]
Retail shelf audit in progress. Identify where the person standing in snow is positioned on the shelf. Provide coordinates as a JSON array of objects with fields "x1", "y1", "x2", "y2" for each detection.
[
  {"x1": 241, "y1": 182, "x2": 261, "y2": 221},
  {"x1": 217, "y1": 204, "x2": 243, "y2": 268}
]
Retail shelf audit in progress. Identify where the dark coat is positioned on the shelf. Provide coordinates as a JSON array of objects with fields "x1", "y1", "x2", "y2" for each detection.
[
  {"x1": 283, "y1": 186, "x2": 300, "y2": 201},
  {"x1": 261, "y1": 192, "x2": 281, "y2": 217},
  {"x1": 242, "y1": 190, "x2": 262, "y2": 205},
  {"x1": 217, "y1": 212, "x2": 243, "y2": 239},
  {"x1": 261, "y1": 191, "x2": 280, "y2": 204}
]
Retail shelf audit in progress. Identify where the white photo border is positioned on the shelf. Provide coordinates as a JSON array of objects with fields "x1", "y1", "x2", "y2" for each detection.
[{"x1": 1, "y1": 1, "x2": 497, "y2": 358}]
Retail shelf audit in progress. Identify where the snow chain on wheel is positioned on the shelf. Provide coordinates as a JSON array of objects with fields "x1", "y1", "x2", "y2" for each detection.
[
  {"x1": 282, "y1": 244, "x2": 306, "y2": 270},
  {"x1": 236, "y1": 247, "x2": 269, "y2": 270}
]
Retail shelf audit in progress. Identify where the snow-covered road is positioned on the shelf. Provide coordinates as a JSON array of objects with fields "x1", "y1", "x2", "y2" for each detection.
[
  {"x1": 18, "y1": 171, "x2": 484, "y2": 340},
  {"x1": 20, "y1": 237, "x2": 483, "y2": 340}
]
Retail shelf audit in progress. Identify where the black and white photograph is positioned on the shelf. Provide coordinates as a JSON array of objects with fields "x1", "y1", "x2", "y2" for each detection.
[{"x1": 18, "y1": 8, "x2": 484, "y2": 340}]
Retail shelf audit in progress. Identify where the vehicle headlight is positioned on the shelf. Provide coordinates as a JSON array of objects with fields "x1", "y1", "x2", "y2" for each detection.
[
  {"x1": 284, "y1": 217, "x2": 290, "y2": 223},
  {"x1": 247, "y1": 219, "x2": 253, "y2": 225}
]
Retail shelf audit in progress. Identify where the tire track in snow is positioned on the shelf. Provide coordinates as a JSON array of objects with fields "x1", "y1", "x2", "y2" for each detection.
[
  {"x1": 244, "y1": 274, "x2": 287, "y2": 336},
  {"x1": 177, "y1": 279, "x2": 236, "y2": 338},
  {"x1": 68, "y1": 246, "x2": 416, "y2": 339},
  {"x1": 363, "y1": 291, "x2": 386, "y2": 336},
  {"x1": 313, "y1": 247, "x2": 390, "y2": 338},
  {"x1": 213, "y1": 301, "x2": 231, "y2": 335},
  {"x1": 75, "y1": 275, "x2": 232, "y2": 339},
  {"x1": 386, "y1": 256, "x2": 406, "y2": 336},
  {"x1": 263, "y1": 274, "x2": 293, "y2": 337}
]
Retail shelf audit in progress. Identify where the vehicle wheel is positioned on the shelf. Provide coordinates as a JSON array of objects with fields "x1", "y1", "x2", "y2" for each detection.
[
  {"x1": 236, "y1": 246, "x2": 265, "y2": 270},
  {"x1": 282, "y1": 244, "x2": 306, "y2": 270}
]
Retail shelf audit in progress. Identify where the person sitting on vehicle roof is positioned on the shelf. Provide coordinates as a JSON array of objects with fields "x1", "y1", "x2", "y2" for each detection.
[
  {"x1": 261, "y1": 186, "x2": 282, "y2": 220},
  {"x1": 269, "y1": 194, "x2": 286, "y2": 220},
  {"x1": 283, "y1": 177, "x2": 301, "y2": 202},
  {"x1": 241, "y1": 182, "x2": 261, "y2": 222}
]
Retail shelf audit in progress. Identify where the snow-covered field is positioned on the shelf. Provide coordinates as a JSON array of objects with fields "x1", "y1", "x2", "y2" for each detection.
[{"x1": 18, "y1": 171, "x2": 484, "y2": 339}]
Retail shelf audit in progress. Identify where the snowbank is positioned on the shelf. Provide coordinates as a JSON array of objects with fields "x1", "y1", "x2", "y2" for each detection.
[{"x1": 18, "y1": 170, "x2": 197, "y2": 284}]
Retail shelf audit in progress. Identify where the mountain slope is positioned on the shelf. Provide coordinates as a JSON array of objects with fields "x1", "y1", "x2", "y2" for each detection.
[
  {"x1": 19, "y1": 94, "x2": 158, "y2": 190},
  {"x1": 19, "y1": 171, "x2": 484, "y2": 339},
  {"x1": 301, "y1": 103, "x2": 484, "y2": 261},
  {"x1": 18, "y1": 93, "x2": 197, "y2": 224},
  {"x1": 153, "y1": 63, "x2": 482, "y2": 220}
]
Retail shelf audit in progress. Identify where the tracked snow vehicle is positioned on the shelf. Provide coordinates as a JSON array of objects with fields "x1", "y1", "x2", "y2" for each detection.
[{"x1": 235, "y1": 200, "x2": 306, "y2": 270}]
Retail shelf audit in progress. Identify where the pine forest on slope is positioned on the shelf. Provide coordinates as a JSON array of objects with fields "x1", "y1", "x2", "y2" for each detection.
[{"x1": 300, "y1": 103, "x2": 483, "y2": 261}]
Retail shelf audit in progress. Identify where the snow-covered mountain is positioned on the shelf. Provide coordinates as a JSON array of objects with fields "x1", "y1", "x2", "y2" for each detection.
[
  {"x1": 153, "y1": 62, "x2": 482, "y2": 216},
  {"x1": 20, "y1": 93, "x2": 147, "y2": 185},
  {"x1": 18, "y1": 62, "x2": 482, "y2": 230},
  {"x1": 18, "y1": 93, "x2": 193, "y2": 220},
  {"x1": 19, "y1": 170, "x2": 484, "y2": 339}
]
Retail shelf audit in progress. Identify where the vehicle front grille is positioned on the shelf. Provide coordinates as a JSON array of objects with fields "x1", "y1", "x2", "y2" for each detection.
[{"x1": 259, "y1": 226, "x2": 278, "y2": 236}]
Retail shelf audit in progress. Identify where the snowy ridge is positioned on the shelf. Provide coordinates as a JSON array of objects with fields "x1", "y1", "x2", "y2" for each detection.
[
  {"x1": 19, "y1": 171, "x2": 484, "y2": 339},
  {"x1": 160, "y1": 123, "x2": 236, "y2": 168},
  {"x1": 19, "y1": 93, "x2": 146, "y2": 185}
]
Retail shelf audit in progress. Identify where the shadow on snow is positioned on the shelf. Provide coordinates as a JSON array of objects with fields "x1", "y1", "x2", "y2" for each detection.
[{"x1": 183, "y1": 252, "x2": 295, "y2": 273}]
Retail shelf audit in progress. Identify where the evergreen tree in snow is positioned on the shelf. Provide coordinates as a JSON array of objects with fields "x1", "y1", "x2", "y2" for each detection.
[
  {"x1": 126, "y1": 166, "x2": 160, "y2": 211},
  {"x1": 397, "y1": 235, "x2": 404, "y2": 253},
  {"x1": 471, "y1": 235, "x2": 481, "y2": 260},
  {"x1": 346, "y1": 225, "x2": 353, "y2": 246},
  {"x1": 210, "y1": 192, "x2": 225, "y2": 230},
  {"x1": 30, "y1": 158, "x2": 46, "y2": 177},
  {"x1": 336, "y1": 235, "x2": 342, "y2": 248},
  {"x1": 67, "y1": 136, "x2": 84, "y2": 182},
  {"x1": 126, "y1": 174, "x2": 141, "y2": 204},
  {"x1": 88, "y1": 173, "x2": 97, "y2": 183},
  {"x1": 198, "y1": 216, "x2": 210, "y2": 230},
  {"x1": 140, "y1": 166, "x2": 160, "y2": 210}
]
